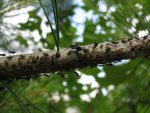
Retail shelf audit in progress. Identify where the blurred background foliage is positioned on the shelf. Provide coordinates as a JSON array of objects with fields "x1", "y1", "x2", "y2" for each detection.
[{"x1": 0, "y1": 0, "x2": 150, "y2": 113}]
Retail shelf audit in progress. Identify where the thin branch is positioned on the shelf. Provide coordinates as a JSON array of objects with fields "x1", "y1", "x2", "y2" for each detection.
[{"x1": 0, "y1": 35, "x2": 150, "y2": 81}]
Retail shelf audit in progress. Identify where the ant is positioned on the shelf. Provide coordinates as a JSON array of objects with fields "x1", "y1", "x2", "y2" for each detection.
[
  {"x1": 8, "y1": 50, "x2": 16, "y2": 54},
  {"x1": 93, "y1": 42, "x2": 99, "y2": 49},
  {"x1": 70, "y1": 42, "x2": 82, "y2": 51},
  {"x1": 0, "y1": 53, "x2": 6, "y2": 56}
]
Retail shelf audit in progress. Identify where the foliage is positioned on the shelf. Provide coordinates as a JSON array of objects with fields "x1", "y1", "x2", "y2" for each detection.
[{"x1": 0, "y1": 0, "x2": 150, "y2": 113}]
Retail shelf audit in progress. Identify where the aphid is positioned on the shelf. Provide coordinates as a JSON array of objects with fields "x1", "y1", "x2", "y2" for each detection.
[
  {"x1": 114, "y1": 60, "x2": 121, "y2": 63},
  {"x1": 129, "y1": 41, "x2": 132, "y2": 45},
  {"x1": 32, "y1": 59, "x2": 37, "y2": 64},
  {"x1": 21, "y1": 76, "x2": 29, "y2": 81},
  {"x1": 112, "y1": 41, "x2": 119, "y2": 44},
  {"x1": 8, "y1": 50, "x2": 16, "y2": 54},
  {"x1": 93, "y1": 42, "x2": 99, "y2": 49},
  {"x1": 7, "y1": 56, "x2": 12, "y2": 60},
  {"x1": 56, "y1": 52, "x2": 61, "y2": 58},
  {"x1": 128, "y1": 38, "x2": 132, "y2": 41},
  {"x1": 5, "y1": 61, "x2": 8, "y2": 66},
  {"x1": 106, "y1": 63, "x2": 113, "y2": 66},
  {"x1": 73, "y1": 71, "x2": 80, "y2": 76},
  {"x1": 131, "y1": 46, "x2": 137, "y2": 51},
  {"x1": 82, "y1": 48, "x2": 89, "y2": 53},
  {"x1": 43, "y1": 53, "x2": 49, "y2": 57},
  {"x1": 135, "y1": 37, "x2": 140, "y2": 40},
  {"x1": 19, "y1": 55, "x2": 25, "y2": 59},
  {"x1": 51, "y1": 55, "x2": 56, "y2": 65},
  {"x1": 121, "y1": 39, "x2": 128, "y2": 43},
  {"x1": 67, "y1": 50, "x2": 73, "y2": 55},
  {"x1": 70, "y1": 42, "x2": 78, "y2": 49},
  {"x1": 105, "y1": 45, "x2": 111, "y2": 52},
  {"x1": 35, "y1": 56, "x2": 39, "y2": 61},
  {"x1": 0, "y1": 53, "x2": 6, "y2": 56},
  {"x1": 100, "y1": 44, "x2": 103, "y2": 49},
  {"x1": 98, "y1": 64, "x2": 104, "y2": 67},
  {"x1": 44, "y1": 74, "x2": 50, "y2": 77}
]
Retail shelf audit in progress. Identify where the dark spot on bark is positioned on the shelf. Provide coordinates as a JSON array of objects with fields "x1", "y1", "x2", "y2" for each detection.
[
  {"x1": 7, "y1": 56, "x2": 12, "y2": 60},
  {"x1": 18, "y1": 61, "x2": 22, "y2": 65},
  {"x1": 100, "y1": 44, "x2": 103, "y2": 49},
  {"x1": 32, "y1": 58, "x2": 37, "y2": 64},
  {"x1": 34, "y1": 56, "x2": 39, "y2": 62},
  {"x1": 19, "y1": 55, "x2": 25, "y2": 59},
  {"x1": 105, "y1": 45, "x2": 111, "y2": 52},
  {"x1": 129, "y1": 41, "x2": 132, "y2": 45},
  {"x1": 4, "y1": 61, "x2": 9, "y2": 66},
  {"x1": 51, "y1": 56, "x2": 56, "y2": 65},
  {"x1": 131, "y1": 46, "x2": 137, "y2": 51}
]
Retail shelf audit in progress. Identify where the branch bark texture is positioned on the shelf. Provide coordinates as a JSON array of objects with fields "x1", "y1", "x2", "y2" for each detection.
[{"x1": 0, "y1": 35, "x2": 150, "y2": 81}]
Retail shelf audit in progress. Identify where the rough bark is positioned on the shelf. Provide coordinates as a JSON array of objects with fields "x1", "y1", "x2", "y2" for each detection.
[{"x1": 0, "y1": 35, "x2": 150, "y2": 81}]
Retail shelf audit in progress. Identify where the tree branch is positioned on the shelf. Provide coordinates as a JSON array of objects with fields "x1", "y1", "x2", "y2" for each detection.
[{"x1": 0, "y1": 35, "x2": 150, "y2": 81}]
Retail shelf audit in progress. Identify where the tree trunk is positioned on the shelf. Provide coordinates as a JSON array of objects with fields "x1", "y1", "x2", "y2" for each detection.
[{"x1": 0, "y1": 35, "x2": 150, "y2": 81}]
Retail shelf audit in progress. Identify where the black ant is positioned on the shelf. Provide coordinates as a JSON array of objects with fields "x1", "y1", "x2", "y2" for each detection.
[
  {"x1": 70, "y1": 42, "x2": 83, "y2": 54},
  {"x1": 8, "y1": 50, "x2": 16, "y2": 54},
  {"x1": 73, "y1": 71, "x2": 80, "y2": 76},
  {"x1": 0, "y1": 53, "x2": 6, "y2": 56},
  {"x1": 70, "y1": 42, "x2": 81, "y2": 50},
  {"x1": 93, "y1": 42, "x2": 98, "y2": 49},
  {"x1": 143, "y1": 35, "x2": 148, "y2": 40}
]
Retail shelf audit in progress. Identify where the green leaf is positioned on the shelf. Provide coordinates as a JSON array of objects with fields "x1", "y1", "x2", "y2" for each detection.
[{"x1": 16, "y1": 35, "x2": 28, "y2": 47}]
